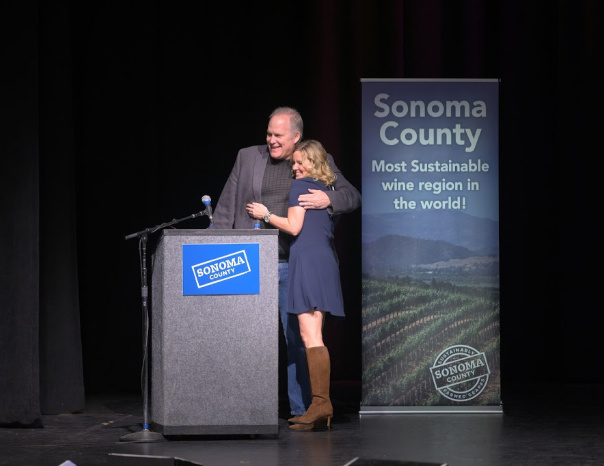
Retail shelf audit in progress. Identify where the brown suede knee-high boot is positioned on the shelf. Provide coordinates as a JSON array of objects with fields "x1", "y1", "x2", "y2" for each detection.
[{"x1": 289, "y1": 346, "x2": 333, "y2": 431}]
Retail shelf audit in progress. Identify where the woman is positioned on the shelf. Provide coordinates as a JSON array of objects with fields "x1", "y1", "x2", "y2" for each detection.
[{"x1": 247, "y1": 139, "x2": 345, "y2": 431}]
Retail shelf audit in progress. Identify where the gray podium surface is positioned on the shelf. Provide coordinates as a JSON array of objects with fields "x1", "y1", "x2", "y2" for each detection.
[{"x1": 150, "y1": 229, "x2": 279, "y2": 436}]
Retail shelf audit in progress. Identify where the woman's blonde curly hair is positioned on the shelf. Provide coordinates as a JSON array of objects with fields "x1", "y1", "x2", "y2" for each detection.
[{"x1": 293, "y1": 139, "x2": 336, "y2": 187}]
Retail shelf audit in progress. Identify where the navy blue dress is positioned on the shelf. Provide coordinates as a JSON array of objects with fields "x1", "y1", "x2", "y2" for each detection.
[{"x1": 287, "y1": 177, "x2": 345, "y2": 317}]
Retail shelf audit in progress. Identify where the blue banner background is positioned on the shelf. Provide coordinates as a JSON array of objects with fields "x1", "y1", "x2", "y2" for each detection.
[{"x1": 361, "y1": 79, "x2": 501, "y2": 409}]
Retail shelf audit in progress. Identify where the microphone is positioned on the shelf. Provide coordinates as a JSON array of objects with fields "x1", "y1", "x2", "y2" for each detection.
[{"x1": 201, "y1": 195, "x2": 213, "y2": 223}]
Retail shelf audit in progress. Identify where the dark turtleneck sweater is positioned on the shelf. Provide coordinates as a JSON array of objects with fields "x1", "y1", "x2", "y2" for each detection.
[{"x1": 261, "y1": 156, "x2": 294, "y2": 262}]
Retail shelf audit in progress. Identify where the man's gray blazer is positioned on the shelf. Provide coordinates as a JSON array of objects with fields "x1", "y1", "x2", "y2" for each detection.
[{"x1": 212, "y1": 144, "x2": 361, "y2": 230}]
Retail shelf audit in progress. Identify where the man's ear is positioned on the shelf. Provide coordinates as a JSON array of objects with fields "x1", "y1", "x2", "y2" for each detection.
[{"x1": 294, "y1": 132, "x2": 301, "y2": 143}]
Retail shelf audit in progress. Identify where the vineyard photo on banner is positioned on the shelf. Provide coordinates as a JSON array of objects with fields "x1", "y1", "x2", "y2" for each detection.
[{"x1": 360, "y1": 79, "x2": 501, "y2": 412}]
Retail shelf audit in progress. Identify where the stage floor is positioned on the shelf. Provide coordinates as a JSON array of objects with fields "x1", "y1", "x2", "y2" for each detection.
[{"x1": 1, "y1": 382, "x2": 603, "y2": 466}]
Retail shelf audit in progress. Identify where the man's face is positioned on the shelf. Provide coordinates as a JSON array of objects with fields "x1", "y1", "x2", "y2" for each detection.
[{"x1": 266, "y1": 114, "x2": 300, "y2": 160}]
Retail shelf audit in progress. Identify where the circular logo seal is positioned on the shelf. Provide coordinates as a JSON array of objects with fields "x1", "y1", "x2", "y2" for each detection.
[{"x1": 430, "y1": 344, "x2": 490, "y2": 402}]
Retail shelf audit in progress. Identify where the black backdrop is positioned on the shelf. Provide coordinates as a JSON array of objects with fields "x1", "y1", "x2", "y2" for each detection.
[{"x1": 1, "y1": 0, "x2": 601, "y2": 424}]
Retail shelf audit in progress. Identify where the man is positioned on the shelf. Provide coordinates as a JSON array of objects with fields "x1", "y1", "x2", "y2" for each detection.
[{"x1": 212, "y1": 106, "x2": 361, "y2": 417}]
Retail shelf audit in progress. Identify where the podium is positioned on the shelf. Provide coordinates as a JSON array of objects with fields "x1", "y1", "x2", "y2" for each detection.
[{"x1": 149, "y1": 229, "x2": 279, "y2": 436}]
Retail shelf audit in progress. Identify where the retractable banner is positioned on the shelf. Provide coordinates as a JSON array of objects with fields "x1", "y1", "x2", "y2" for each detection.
[{"x1": 360, "y1": 79, "x2": 501, "y2": 412}]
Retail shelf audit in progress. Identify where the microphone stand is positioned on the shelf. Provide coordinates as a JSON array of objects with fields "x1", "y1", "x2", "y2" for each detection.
[{"x1": 121, "y1": 210, "x2": 210, "y2": 442}]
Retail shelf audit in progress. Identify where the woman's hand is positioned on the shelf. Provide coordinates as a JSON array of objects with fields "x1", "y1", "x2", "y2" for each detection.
[{"x1": 246, "y1": 202, "x2": 268, "y2": 220}]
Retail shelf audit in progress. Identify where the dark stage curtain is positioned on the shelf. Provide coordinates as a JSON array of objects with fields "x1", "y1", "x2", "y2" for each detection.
[
  {"x1": 0, "y1": 0, "x2": 601, "y2": 425},
  {"x1": 1, "y1": 1, "x2": 84, "y2": 425},
  {"x1": 38, "y1": 1, "x2": 85, "y2": 415},
  {"x1": 0, "y1": 0, "x2": 43, "y2": 427}
]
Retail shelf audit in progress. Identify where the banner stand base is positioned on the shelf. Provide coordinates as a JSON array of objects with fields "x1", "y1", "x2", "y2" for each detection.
[{"x1": 360, "y1": 405, "x2": 503, "y2": 414}]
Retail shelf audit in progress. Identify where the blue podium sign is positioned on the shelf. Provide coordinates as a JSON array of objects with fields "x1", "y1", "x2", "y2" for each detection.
[{"x1": 182, "y1": 243, "x2": 260, "y2": 295}]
